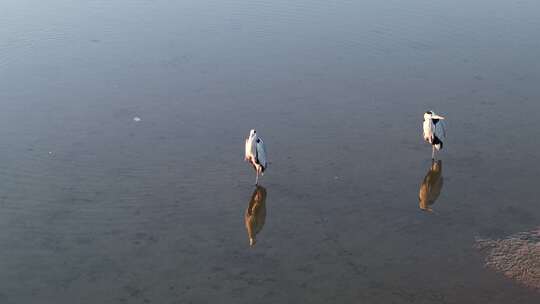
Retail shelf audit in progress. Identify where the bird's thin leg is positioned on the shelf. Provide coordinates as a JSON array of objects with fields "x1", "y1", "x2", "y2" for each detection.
[
  {"x1": 431, "y1": 146, "x2": 435, "y2": 160},
  {"x1": 255, "y1": 171, "x2": 259, "y2": 185}
]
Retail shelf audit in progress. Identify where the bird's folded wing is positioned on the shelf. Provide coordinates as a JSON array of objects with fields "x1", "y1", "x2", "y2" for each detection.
[
  {"x1": 256, "y1": 139, "x2": 267, "y2": 168},
  {"x1": 435, "y1": 121, "x2": 446, "y2": 139}
]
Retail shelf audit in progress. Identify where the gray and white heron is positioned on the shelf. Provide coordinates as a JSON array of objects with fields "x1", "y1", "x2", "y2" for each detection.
[
  {"x1": 244, "y1": 129, "x2": 267, "y2": 185},
  {"x1": 423, "y1": 111, "x2": 446, "y2": 159}
]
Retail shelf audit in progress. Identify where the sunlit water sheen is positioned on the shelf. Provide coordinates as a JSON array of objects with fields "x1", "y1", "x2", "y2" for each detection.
[{"x1": 1, "y1": 1, "x2": 539, "y2": 303}]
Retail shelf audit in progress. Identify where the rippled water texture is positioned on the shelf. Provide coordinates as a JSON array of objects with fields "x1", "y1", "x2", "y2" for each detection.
[{"x1": 0, "y1": 1, "x2": 539, "y2": 303}]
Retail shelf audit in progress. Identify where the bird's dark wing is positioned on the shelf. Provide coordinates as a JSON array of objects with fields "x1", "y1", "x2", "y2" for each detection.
[
  {"x1": 434, "y1": 120, "x2": 446, "y2": 140},
  {"x1": 256, "y1": 138, "x2": 267, "y2": 169}
]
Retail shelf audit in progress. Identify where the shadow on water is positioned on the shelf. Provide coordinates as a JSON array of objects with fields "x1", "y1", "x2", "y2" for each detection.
[
  {"x1": 419, "y1": 160, "x2": 444, "y2": 213},
  {"x1": 244, "y1": 185, "x2": 267, "y2": 247}
]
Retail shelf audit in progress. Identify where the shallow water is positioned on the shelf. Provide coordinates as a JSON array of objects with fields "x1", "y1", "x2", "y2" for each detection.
[{"x1": 1, "y1": 0, "x2": 540, "y2": 303}]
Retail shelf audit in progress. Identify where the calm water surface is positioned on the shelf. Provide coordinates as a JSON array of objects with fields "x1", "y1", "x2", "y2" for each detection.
[{"x1": 1, "y1": 1, "x2": 540, "y2": 303}]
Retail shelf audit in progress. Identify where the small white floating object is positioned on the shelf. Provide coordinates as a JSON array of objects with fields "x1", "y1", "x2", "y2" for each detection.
[{"x1": 133, "y1": 116, "x2": 141, "y2": 122}]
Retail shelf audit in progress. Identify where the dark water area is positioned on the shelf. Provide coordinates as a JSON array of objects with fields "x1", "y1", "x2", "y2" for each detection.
[{"x1": 1, "y1": 1, "x2": 540, "y2": 303}]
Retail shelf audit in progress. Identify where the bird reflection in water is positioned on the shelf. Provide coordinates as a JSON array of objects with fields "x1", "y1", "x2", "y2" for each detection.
[
  {"x1": 244, "y1": 185, "x2": 267, "y2": 247},
  {"x1": 419, "y1": 160, "x2": 444, "y2": 212}
]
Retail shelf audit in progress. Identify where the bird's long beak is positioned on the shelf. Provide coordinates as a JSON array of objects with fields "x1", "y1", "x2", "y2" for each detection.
[{"x1": 432, "y1": 114, "x2": 445, "y2": 120}]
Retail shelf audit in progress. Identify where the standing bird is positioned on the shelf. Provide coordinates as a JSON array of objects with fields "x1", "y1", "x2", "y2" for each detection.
[
  {"x1": 419, "y1": 160, "x2": 444, "y2": 212},
  {"x1": 423, "y1": 111, "x2": 446, "y2": 160},
  {"x1": 244, "y1": 186, "x2": 267, "y2": 247},
  {"x1": 244, "y1": 129, "x2": 267, "y2": 185}
]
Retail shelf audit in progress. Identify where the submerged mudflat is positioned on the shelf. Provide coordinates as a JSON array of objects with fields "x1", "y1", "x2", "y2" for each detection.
[{"x1": 476, "y1": 228, "x2": 540, "y2": 291}]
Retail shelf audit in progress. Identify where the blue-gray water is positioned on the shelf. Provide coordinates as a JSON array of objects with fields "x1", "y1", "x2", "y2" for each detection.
[{"x1": 1, "y1": 1, "x2": 539, "y2": 303}]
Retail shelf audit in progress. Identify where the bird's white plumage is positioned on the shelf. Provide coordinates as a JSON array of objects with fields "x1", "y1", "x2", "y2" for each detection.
[
  {"x1": 423, "y1": 119, "x2": 434, "y2": 143},
  {"x1": 245, "y1": 135, "x2": 256, "y2": 162}
]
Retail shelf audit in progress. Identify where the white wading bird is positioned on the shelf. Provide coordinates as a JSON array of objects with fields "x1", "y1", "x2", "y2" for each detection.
[
  {"x1": 423, "y1": 111, "x2": 446, "y2": 160},
  {"x1": 244, "y1": 129, "x2": 267, "y2": 185}
]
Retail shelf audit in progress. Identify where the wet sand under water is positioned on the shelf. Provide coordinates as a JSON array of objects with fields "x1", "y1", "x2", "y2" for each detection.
[{"x1": 476, "y1": 228, "x2": 540, "y2": 291}]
